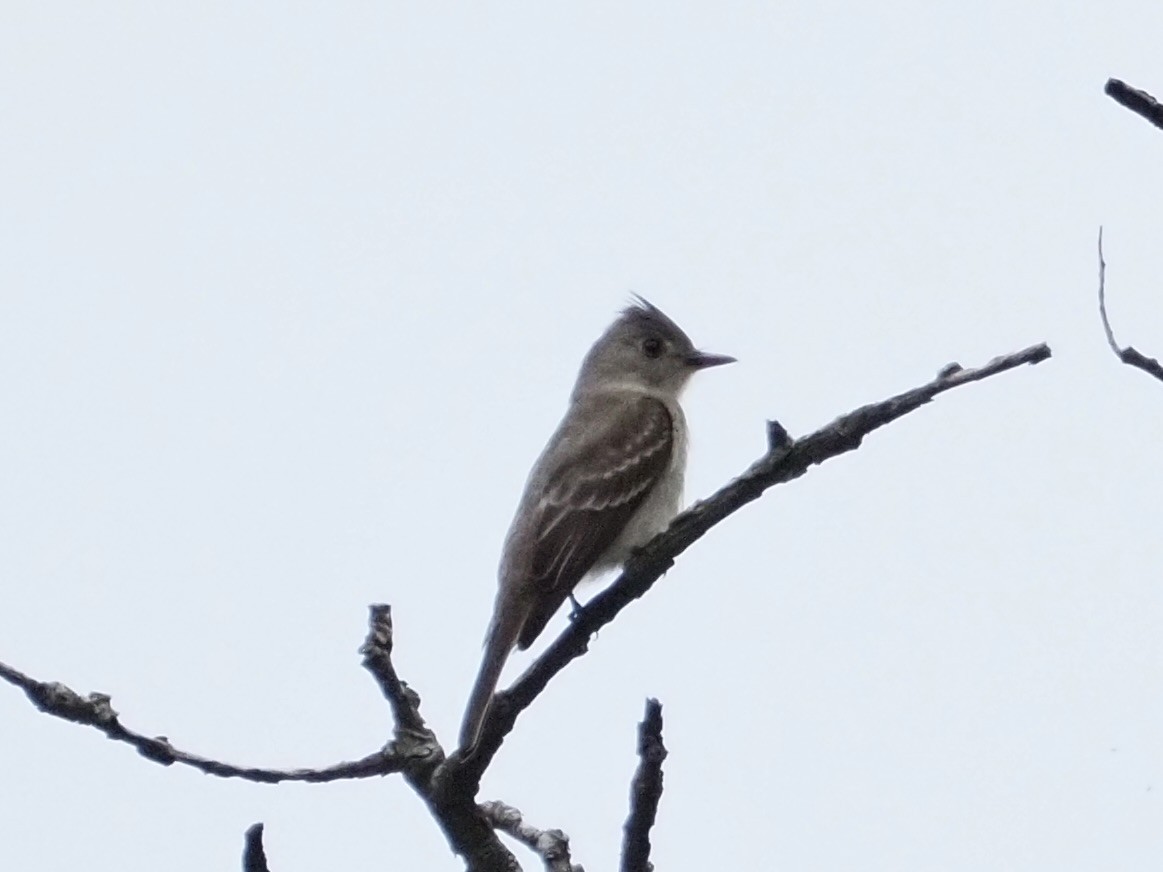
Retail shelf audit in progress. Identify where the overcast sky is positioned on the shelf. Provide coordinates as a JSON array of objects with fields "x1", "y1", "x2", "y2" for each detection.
[{"x1": 3, "y1": 4, "x2": 1163, "y2": 870}]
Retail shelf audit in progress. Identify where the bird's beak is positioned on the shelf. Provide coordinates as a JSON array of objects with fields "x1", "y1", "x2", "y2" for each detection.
[{"x1": 685, "y1": 350, "x2": 737, "y2": 369}]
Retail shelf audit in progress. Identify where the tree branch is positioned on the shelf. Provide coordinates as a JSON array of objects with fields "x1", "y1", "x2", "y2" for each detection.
[
  {"x1": 621, "y1": 699, "x2": 666, "y2": 872},
  {"x1": 1105, "y1": 78, "x2": 1163, "y2": 131},
  {"x1": 354, "y1": 606, "x2": 520, "y2": 872},
  {"x1": 459, "y1": 340, "x2": 1052, "y2": 771},
  {"x1": 360, "y1": 603, "x2": 435, "y2": 751},
  {"x1": 243, "y1": 823, "x2": 271, "y2": 872},
  {"x1": 0, "y1": 606, "x2": 520, "y2": 871},
  {"x1": 479, "y1": 801, "x2": 583, "y2": 872},
  {"x1": 1096, "y1": 227, "x2": 1163, "y2": 383},
  {"x1": 2, "y1": 342, "x2": 1052, "y2": 872},
  {"x1": 0, "y1": 657, "x2": 403, "y2": 782}
]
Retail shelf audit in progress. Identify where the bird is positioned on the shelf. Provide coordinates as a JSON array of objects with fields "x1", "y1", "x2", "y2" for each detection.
[{"x1": 458, "y1": 297, "x2": 734, "y2": 753}]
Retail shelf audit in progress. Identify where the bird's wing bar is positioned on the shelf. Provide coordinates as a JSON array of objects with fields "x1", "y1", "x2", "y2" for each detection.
[{"x1": 516, "y1": 394, "x2": 674, "y2": 650}]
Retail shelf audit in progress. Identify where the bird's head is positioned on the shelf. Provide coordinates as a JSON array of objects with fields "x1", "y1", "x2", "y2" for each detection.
[{"x1": 574, "y1": 296, "x2": 735, "y2": 398}]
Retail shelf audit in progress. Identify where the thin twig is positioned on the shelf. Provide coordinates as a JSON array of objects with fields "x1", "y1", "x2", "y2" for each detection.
[
  {"x1": 458, "y1": 340, "x2": 1052, "y2": 770},
  {"x1": 1106, "y1": 78, "x2": 1163, "y2": 131},
  {"x1": 0, "y1": 658, "x2": 403, "y2": 782},
  {"x1": 1097, "y1": 228, "x2": 1163, "y2": 383},
  {"x1": 621, "y1": 699, "x2": 666, "y2": 872},
  {"x1": 480, "y1": 801, "x2": 583, "y2": 872}
]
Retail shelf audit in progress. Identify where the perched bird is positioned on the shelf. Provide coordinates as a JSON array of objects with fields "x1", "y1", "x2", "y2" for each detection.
[{"x1": 459, "y1": 298, "x2": 734, "y2": 752}]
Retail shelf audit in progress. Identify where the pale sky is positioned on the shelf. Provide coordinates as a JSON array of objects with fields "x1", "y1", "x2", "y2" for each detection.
[{"x1": 3, "y1": 4, "x2": 1163, "y2": 870}]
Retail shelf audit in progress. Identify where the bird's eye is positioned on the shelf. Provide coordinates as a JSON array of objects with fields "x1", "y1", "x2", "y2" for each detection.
[{"x1": 642, "y1": 337, "x2": 663, "y2": 359}]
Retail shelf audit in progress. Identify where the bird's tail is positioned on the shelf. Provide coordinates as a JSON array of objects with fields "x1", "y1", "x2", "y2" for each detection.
[{"x1": 459, "y1": 602, "x2": 525, "y2": 754}]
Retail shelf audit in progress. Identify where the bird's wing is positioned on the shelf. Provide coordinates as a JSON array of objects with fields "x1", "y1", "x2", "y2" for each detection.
[{"x1": 516, "y1": 394, "x2": 674, "y2": 650}]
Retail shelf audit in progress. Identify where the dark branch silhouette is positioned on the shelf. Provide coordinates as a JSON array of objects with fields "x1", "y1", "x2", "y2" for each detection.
[
  {"x1": 1097, "y1": 228, "x2": 1163, "y2": 383},
  {"x1": 621, "y1": 699, "x2": 666, "y2": 872},
  {"x1": 0, "y1": 657, "x2": 403, "y2": 782},
  {"x1": 1, "y1": 341, "x2": 1051, "y2": 871},
  {"x1": 1106, "y1": 78, "x2": 1163, "y2": 131},
  {"x1": 243, "y1": 823, "x2": 271, "y2": 872}
]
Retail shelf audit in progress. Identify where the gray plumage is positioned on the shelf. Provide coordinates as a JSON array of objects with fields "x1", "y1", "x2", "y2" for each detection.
[{"x1": 459, "y1": 298, "x2": 733, "y2": 753}]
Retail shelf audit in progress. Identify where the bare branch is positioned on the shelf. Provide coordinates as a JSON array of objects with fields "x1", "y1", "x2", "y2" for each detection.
[
  {"x1": 460, "y1": 341, "x2": 1052, "y2": 767},
  {"x1": 354, "y1": 607, "x2": 520, "y2": 872},
  {"x1": 621, "y1": 699, "x2": 666, "y2": 872},
  {"x1": 1106, "y1": 78, "x2": 1163, "y2": 131},
  {"x1": 361, "y1": 603, "x2": 427, "y2": 734},
  {"x1": 0, "y1": 657, "x2": 404, "y2": 782},
  {"x1": 2, "y1": 342, "x2": 1052, "y2": 870},
  {"x1": 479, "y1": 801, "x2": 583, "y2": 872},
  {"x1": 0, "y1": 607, "x2": 519, "y2": 871},
  {"x1": 243, "y1": 823, "x2": 271, "y2": 872},
  {"x1": 1097, "y1": 228, "x2": 1163, "y2": 383}
]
